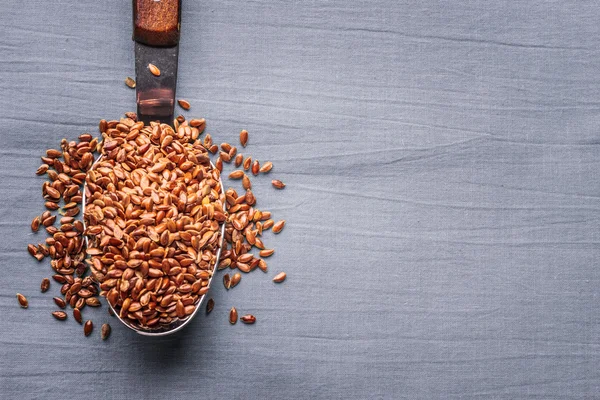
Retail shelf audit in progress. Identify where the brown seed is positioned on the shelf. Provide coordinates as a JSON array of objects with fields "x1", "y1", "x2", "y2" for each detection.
[
  {"x1": 243, "y1": 156, "x2": 252, "y2": 170},
  {"x1": 101, "y1": 323, "x2": 111, "y2": 340},
  {"x1": 40, "y1": 278, "x2": 50, "y2": 293},
  {"x1": 223, "y1": 273, "x2": 231, "y2": 289},
  {"x1": 273, "y1": 272, "x2": 287, "y2": 283},
  {"x1": 45, "y1": 201, "x2": 59, "y2": 210},
  {"x1": 239, "y1": 130, "x2": 248, "y2": 147},
  {"x1": 125, "y1": 77, "x2": 136, "y2": 88},
  {"x1": 235, "y1": 153, "x2": 243, "y2": 167},
  {"x1": 230, "y1": 273, "x2": 241, "y2": 289},
  {"x1": 73, "y1": 308, "x2": 83, "y2": 324},
  {"x1": 272, "y1": 220, "x2": 286, "y2": 233},
  {"x1": 85, "y1": 297, "x2": 101, "y2": 307},
  {"x1": 53, "y1": 297, "x2": 66, "y2": 309},
  {"x1": 27, "y1": 244, "x2": 38, "y2": 258},
  {"x1": 42, "y1": 215, "x2": 56, "y2": 227},
  {"x1": 259, "y1": 249, "x2": 275, "y2": 257},
  {"x1": 259, "y1": 161, "x2": 273, "y2": 173},
  {"x1": 31, "y1": 216, "x2": 41, "y2": 232},
  {"x1": 272, "y1": 179, "x2": 286, "y2": 189},
  {"x1": 228, "y1": 170, "x2": 244, "y2": 179},
  {"x1": 189, "y1": 118, "x2": 205, "y2": 127},
  {"x1": 125, "y1": 111, "x2": 137, "y2": 121},
  {"x1": 36, "y1": 164, "x2": 49, "y2": 175},
  {"x1": 206, "y1": 298, "x2": 214, "y2": 314},
  {"x1": 229, "y1": 307, "x2": 238, "y2": 324},
  {"x1": 251, "y1": 160, "x2": 260, "y2": 176},
  {"x1": 178, "y1": 99, "x2": 191, "y2": 110},
  {"x1": 240, "y1": 314, "x2": 256, "y2": 324},
  {"x1": 52, "y1": 311, "x2": 67, "y2": 321},
  {"x1": 46, "y1": 149, "x2": 62, "y2": 158},
  {"x1": 148, "y1": 63, "x2": 160, "y2": 76},
  {"x1": 242, "y1": 174, "x2": 252, "y2": 190},
  {"x1": 84, "y1": 320, "x2": 93, "y2": 336},
  {"x1": 16, "y1": 293, "x2": 28, "y2": 308}
]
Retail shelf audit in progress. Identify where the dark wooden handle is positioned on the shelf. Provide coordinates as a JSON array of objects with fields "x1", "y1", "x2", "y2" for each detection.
[{"x1": 133, "y1": 0, "x2": 181, "y2": 47}]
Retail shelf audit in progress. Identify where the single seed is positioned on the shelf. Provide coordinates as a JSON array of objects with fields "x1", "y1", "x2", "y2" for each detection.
[
  {"x1": 223, "y1": 273, "x2": 231, "y2": 289},
  {"x1": 73, "y1": 308, "x2": 82, "y2": 324},
  {"x1": 148, "y1": 63, "x2": 160, "y2": 76},
  {"x1": 84, "y1": 320, "x2": 93, "y2": 336},
  {"x1": 125, "y1": 77, "x2": 136, "y2": 88},
  {"x1": 178, "y1": 99, "x2": 191, "y2": 110},
  {"x1": 27, "y1": 243, "x2": 38, "y2": 258},
  {"x1": 259, "y1": 161, "x2": 273, "y2": 173},
  {"x1": 125, "y1": 111, "x2": 137, "y2": 121},
  {"x1": 230, "y1": 273, "x2": 241, "y2": 288},
  {"x1": 229, "y1": 307, "x2": 238, "y2": 324},
  {"x1": 240, "y1": 130, "x2": 248, "y2": 147},
  {"x1": 252, "y1": 160, "x2": 260, "y2": 176},
  {"x1": 229, "y1": 170, "x2": 244, "y2": 179},
  {"x1": 235, "y1": 153, "x2": 243, "y2": 167},
  {"x1": 46, "y1": 149, "x2": 62, "y2": 158},
  {"x1": 31, "y1": 216, "x2": 41, "y2": 232},
  {"x1": 101, "y1": 324, "x2": 111, "y2": 340},
  {"x1": 36, "y1": 164, "x2": 49, "y2": 175},
  {"x1": 240, "y1": 314, "x2": 256, "y2": 324},
  {"x1": 272, "y1": 179, "x2": 286, "y2": 189},
  {"x1": 16, "y1": 293, "x2": 28, "y2": 308},
  {"x1": 273, "y1": 272, "x2": 287, "y2": 283},
  {"x1": 53, "y1": 297, "x2": 66, "y2": 309},
  {"x1": 243, "y1": 156, "x2": 252, "y2": 170},
  {"x1": 242, "y1": 175, "x2": 252, "y2": 190},
  {"x1": 206, "y1": 298, "x2": 214, "y2": 314},
  {"x1": 42, "y1": 215, "x2": 56, "y2": 226},
  {"x1": 40, "y1": 278, "x2": 50, "y2": 293},
  {"x1": 272, "y1": 220, "x2": 286, "y2": 233},
  {"x1": 52, "y1": 311, "x2": 67, "y2": 321},
  {"x1": 259, "y1": 249, "x2": 275, "y2": 257}
]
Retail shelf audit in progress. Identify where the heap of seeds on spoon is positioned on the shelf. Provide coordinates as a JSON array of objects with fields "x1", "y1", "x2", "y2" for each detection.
[{"x1": 22, "y1": 98, "x2": 287, "y2": 337}]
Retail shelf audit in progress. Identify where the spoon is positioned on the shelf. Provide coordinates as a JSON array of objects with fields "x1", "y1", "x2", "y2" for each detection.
[{"x1": 82, "y1": 0, "x2": 225, "y2": 336}]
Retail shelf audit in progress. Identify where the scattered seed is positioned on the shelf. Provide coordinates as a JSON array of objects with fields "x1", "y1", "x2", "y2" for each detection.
[
  {"x1": 84, "y1": 320, "x2": 93, "y2": 336},
  {"x1": 272, "y1": 179, "x2": 285, "y2": 189},
  {"x1": 148, "y1": 63, "x2": 160, "y2": 76},
  {"x1": 40, "y1": 278, "x2": 50, "y2": 293},
  {"x1": 125, "y1": 77, "x2": 136, "y2": 88},
  {"x1": 259, "y1": 161, "x2": 273, "y2": 173},
  {"x1": 101, "y1": 323, "x2": 111, "y2": 340},
  {"x1": 178, "y1": 99, "x2": 191, "y2": 110},
  {"x1": 223, "y1": 273, "x2": 231, "y2": 289},
  {"x1": 31, "y1": 216, "x2": 41, "y2": 232},
  {"x1": 36, "y1": 164, "x2": 49, "y2": 175},
  {"x1": 53, "y1": 297, "x2": 66, "y2": 309},
  {"x1": 230, "y1": 273, "x2": 241, "y2": 289},
  {"x1": 235, "y1": 153, "x2": 243, "y2": 167},
  {"x1": 52, "y1": 311, "x2": 67, "y2": 321},
  {"x1": 243, "y1": 156, "x2": 252, "y2": 170},
  {"x1": 240, "y1": 314, "x2": 256, "y2": 324},
  {"x1": 242, "y1": 174, "x2": 252, "y2": 190},
  {"x1": 259, "y1": 249, "x2": 275, "y2": 257},
  {"x1": 272, "y1": 220, "x2": 286, "y2": 233},
  {"x1": 229, "y1": 170, "x2": 244, "y2": 179},
  {"x1": 240, "y1": 130, "x2": 248, "y2": 147},
  {"x1": 206, "y1": 298, "x2": 214, "y2": 314},
  {"x1": 273, "y1": 272, "x2": 287, "y2": 283},
  {"x1": 229, "y1": 307, "x2": 238, "y2": 324},
  {"x1": 73, "y1": 308, "x2": 83, "y2": 324},
  {"x1": 16, "y1": 293, "x2": 28, "y2": 308},
  {"x1": 252, "y1": 160, "x2": 260, "y2": 176}
]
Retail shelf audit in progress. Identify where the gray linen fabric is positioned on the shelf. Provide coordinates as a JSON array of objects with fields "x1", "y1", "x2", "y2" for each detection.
[{"x1": 1, "y1": 1, "x2": 599, "y2": 399}]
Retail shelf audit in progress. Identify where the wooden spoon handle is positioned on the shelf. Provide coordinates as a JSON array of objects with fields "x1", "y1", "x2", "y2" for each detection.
[{"x1": 133, "y1": 0, "x2": 181, "y2": 47}]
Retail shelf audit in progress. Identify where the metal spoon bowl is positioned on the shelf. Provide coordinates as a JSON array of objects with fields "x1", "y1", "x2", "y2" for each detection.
[{"x1": 82, "y1": 155, "x2": 225, "y2": 336}]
